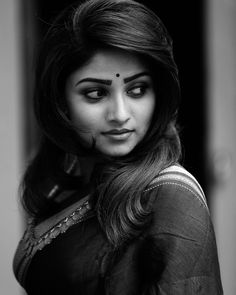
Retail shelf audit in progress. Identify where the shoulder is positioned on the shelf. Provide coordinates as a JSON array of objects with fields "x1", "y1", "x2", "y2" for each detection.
[
  {"x1": 138, "y1": 165, "x2": 223, "y2": 290},
  {"x1": 144, "y1": 164, "x2": 209, "y2": 219},
  {"x1": 142, "y1": 164, "x2": 212, "y2": 268},
  {"x1": 146, "y1": 164, "x2": 207, "y2": 207}
]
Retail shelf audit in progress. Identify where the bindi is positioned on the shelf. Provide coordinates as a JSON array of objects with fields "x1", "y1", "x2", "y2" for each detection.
[{"x1": 116, "y1": 73, "x2": 120, "y2": 77}]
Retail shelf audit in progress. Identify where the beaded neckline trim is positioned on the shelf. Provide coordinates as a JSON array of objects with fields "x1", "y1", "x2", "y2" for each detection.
[
  {"x1": 13, "y1": 198, "x2": 91, "y2": 286},
  {"x1": 27, "y1": 200, "x2": 91, "y2": 253}
]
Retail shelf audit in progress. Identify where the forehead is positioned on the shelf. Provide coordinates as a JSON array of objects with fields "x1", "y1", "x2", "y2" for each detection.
[{"x1": 74, "y1": 49, "x2": 149, "y2": 78}]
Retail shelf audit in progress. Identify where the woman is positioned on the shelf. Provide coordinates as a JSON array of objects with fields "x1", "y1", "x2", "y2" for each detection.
[{"x1": 13, "y1": 0, "x2": 223, "y2": 294}]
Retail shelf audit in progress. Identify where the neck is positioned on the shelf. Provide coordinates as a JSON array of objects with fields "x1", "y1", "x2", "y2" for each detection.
[
  {"x1": 78, "y1": 155, "x2": 105, "y2": 184},
  {"x1": 78, "y1": 157, "x2": 93, "y2": 183}
]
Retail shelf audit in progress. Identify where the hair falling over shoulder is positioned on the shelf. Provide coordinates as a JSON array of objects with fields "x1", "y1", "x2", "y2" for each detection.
[{"x1": 22, "y1": 0, "x2": 182, "y2": 247}]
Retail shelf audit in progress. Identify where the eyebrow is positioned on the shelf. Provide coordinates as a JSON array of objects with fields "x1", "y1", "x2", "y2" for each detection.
[
  {"x1": 75, "y1": 71, "x2": 150, "y2": 86},
  {"x1": 76, "y1": 78, "x2": 112, "y2": 86},
  {"x1": 123, "y1": 71, "x2": 150, "y2": 83}
]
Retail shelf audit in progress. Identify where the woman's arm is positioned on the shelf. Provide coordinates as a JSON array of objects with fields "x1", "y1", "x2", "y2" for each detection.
[{"x1": 142, "y1": 183, "x2": 223, "y2": 294}]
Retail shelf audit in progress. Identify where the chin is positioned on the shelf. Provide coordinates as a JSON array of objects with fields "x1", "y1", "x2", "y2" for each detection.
[{"x1": 99, "y1": 147, "x2": 134, "y2": 158}]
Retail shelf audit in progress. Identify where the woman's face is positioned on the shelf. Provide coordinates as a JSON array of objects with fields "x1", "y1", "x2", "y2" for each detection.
[{"x1": 65, "y1": 49, "x2": 155, "y2": 157}]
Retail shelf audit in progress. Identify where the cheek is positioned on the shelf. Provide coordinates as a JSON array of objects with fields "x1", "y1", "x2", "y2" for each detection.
[
  {"x1": 69, "y1": 105, "x2": 101, "y2": 135},
  {"x1": 136, "y1": 97, "x2": 155, "y2": 129}
]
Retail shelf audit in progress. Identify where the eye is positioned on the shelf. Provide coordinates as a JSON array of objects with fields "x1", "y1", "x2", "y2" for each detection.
[
  {"x1": 82, "y1": 88, "x2": 107, "y2": 101},
  {"x1": 127, "y1": 84, "x2": 147, "y2": 98}
]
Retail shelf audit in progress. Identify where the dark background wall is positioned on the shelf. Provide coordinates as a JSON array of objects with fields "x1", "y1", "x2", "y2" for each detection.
[
  {"x1": 144, "y1": 1, "x2": 206, "y2": 189},
  {"x1": 31, "y1": 0, "x2": 206, "y2": 189}
]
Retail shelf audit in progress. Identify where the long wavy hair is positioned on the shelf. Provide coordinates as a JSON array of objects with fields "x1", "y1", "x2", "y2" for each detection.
[{"x1": 22, "y1": 0, "x2": 182, "y2": 247}]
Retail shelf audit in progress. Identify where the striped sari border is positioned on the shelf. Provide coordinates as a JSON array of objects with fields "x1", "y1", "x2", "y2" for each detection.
[{"x1": 147, "y1": 165, "x2": 208, "y2": 210}]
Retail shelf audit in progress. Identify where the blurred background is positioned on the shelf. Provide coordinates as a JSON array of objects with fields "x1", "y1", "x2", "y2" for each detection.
[{"x1": 0, "y1": 0, "x2": 235, "y2": 293}]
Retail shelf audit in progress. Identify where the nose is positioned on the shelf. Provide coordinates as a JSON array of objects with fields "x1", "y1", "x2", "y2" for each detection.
[{"x1": 106, "y1": 93, "x2": 130, "y2": 124}]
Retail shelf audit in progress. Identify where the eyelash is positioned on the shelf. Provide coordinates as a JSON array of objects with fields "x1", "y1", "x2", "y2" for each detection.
[
  {"x1": 127, "y1": 84, "x2": 148, "y2": 98},
  {"x1": 82, "y1": 88, "x2": 106, "y2": 100},
  {"x1": 81, "y1": 83, "x2": 149, "y2": 102}
]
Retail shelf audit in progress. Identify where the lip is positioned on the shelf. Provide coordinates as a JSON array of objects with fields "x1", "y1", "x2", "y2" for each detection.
[
  {"x1": 102, "y1": 129, "x2": 134, "y2": 141},
  {"x1": 102, "y1": 129, "x2": 134, "y2": 135}
]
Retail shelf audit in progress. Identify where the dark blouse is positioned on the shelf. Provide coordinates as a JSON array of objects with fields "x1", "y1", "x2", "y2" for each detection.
[{"x1": 13, "y1": 166, "x2": 223, "y2": 294}]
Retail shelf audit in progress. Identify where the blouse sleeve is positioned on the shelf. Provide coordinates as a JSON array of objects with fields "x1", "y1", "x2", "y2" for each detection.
[{"x1": 142, "y1": 183, "x2": 223, "y2": 294}]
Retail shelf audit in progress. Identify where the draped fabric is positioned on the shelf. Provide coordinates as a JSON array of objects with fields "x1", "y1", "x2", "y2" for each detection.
[{"x1": 13, "y1": 165, "x2": 223, "y2": 294}]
